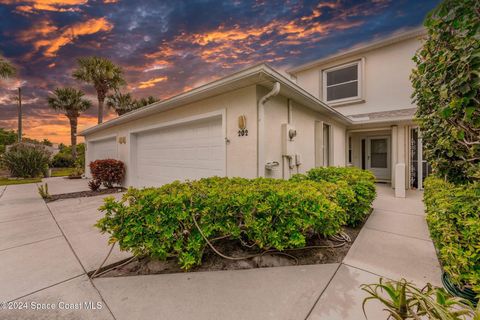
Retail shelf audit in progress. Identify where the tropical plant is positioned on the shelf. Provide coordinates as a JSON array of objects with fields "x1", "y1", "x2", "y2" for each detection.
[
  {"x1": 51, "y1": 153, "x2": 75, "y2": 168},
  {"x1": 107, "y1": 92, "x2": 159, "y2": 116},
  {"x1": 362, "y1": 278, "x2": 478, "y2": 319},
  {"x1": 136, "y1": 95, "x2": 159, "y2": 107},
  {"x1": 88, "y1": 179, "x2": 101, "y2": 191},
  {"x1": 1, "y1": 143, "x2": 51, "y2": 178},
  {"x1": 424, "y1": 177, "x2": 480, "y2": 296},
  {"x1": 0, "y1": 54, "x2": 15, "y2": 79},
  {"x1": 47, "y1": 88, "x2": 91, "y2": 161},
  {"x1": 38, "y1": 183, "x2": 50, "y2": 200},
  {"x1": 411, "y1": 0, "x2": 480, "y2": 183},
  {"x1": 106, "y1": 91, "x2": 136, "y2": 116},
  {"x1": 291, "y1": 167, "x2": 376, "y2": 226},
  {"x1": 72, "y1": 56, "x2": 125, "y2": 124},
  {"x1": 89, "y1": 159, "x2": 125, "y2": 188},
  {"x1": 95, "y1": 176, "x2": 369, "y2": 270}
]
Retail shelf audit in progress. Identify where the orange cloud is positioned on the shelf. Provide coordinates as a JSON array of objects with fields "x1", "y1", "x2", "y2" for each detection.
[
  {"x1": 137, "y1": 76, "x2": 168, "y2": 89},
  {"x1": 30, "y1": 17, "x2": 113, "y2": 57},
  {"x1": 0, "y1": 0, "x2": 88, "y2": 13}
]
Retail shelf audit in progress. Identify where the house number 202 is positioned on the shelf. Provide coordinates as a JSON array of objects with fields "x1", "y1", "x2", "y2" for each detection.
[{"x1": 238, "y1": 129, "x2": 248, "y2": 136}]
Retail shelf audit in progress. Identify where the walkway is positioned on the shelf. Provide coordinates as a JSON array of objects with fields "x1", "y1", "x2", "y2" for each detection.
[{"x1": 0, "y1": 182, "x2": 441, "y2": 319}]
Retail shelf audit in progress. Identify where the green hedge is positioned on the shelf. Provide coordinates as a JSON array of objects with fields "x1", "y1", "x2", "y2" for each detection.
[
  {"x1": 291, "y1": 167, "x2": 376, "y2": 226},
  {"x1": 97, "y1": 177, "x2": 353, "y2": 270},
  {"x1": 424, "y1": 177, "x2": 480, "y2": 295}
]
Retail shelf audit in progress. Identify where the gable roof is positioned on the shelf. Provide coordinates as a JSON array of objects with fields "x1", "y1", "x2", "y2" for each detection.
[
  {"x1": 79, "y1": 63, "x2": 352, "y2": 136},
  {"x1": 287, "y1": 27, "x2": 426, "y2": 74}
]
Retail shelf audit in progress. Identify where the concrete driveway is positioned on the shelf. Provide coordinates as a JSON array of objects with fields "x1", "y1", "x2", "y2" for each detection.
[{"x1": 0, "y1": 181, "x2": 442, "y2": 320}]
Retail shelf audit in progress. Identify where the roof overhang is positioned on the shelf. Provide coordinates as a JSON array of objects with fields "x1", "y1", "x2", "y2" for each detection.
[
  {"x1": 287, "y1": 27, "x2": 427, "y2": 75},
  {"x1": 79, "y1": 64, "x2": 352, "y2": 136}
]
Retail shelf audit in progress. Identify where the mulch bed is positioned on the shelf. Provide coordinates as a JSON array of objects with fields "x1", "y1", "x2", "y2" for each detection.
[
  {"x1": 98, "y1": 222, "x2": 365, "y2": 278},
  {"x1": 46, "y1": 188, "x2": 126, "y2": 202}
]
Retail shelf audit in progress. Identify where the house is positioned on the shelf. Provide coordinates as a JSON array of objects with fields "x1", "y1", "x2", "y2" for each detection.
[{"x1": 79, "y1": 27, "x2": 428, "y2": 196}]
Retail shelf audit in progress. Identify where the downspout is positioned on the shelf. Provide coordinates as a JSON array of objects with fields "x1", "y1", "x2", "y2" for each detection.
[{"x1": 258, "y1": 82, "x2": 280, "y2": 177}]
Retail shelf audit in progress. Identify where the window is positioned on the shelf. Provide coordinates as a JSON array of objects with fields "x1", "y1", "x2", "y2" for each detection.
[
  {"x1": 323, "y1": 123, "x2": 330, "y2": 166},
  {"x1": 348, "y1": 137, "x2": 352, "y2": 164},
  {"x1": 323, "y1": 61, "x2": 362, "y2": 103}
]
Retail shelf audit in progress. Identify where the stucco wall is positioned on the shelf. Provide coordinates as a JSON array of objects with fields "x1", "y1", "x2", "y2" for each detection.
[
  {"x1": 259, "y1": 86, "x2": 346, "y2": 180},
  {"x1": 293, "y1": 36, "x2": 422, "y2": 116},
  {"x1": 85, "y1": 85, "x2": 258, "y2": 185}
]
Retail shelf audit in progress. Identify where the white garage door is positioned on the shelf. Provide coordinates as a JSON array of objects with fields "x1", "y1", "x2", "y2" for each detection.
[
  {"x1": 89, "y1": 137, "x2": 117, "y2": 161},
  {"x1": 133, "y1": 116, "x2": 224, "y2": 187}
]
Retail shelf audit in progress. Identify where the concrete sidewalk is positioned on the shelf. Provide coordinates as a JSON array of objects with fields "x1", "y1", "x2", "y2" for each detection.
[{"x1": 0, "y1": 182, "x2": 442, "y2": 320}]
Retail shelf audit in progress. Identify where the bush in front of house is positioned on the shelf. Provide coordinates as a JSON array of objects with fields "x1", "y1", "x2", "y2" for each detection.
[
  {"x1": 89, "y1": 159, "x2": 125, "y2": 188},
  {"x1": 51, "y1": 152, "x2": 75, "y2": 168},
  {"x1": 1, "y1": 143, "x2": 51, "y2": 178},
  {"x1": 424, "y1": 177, "x2": 480, "y2": 296},
  {"x1": 291, "y1": 167, "x2": 376, "y2": 226},
  {"x1": 96, "y1": 177, "x2": 348, "y2": 270}
]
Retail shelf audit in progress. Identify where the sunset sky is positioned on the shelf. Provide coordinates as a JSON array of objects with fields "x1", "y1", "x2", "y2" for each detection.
[{"x1": 0, "y1": 0, "x2": 440, "y2": 144}]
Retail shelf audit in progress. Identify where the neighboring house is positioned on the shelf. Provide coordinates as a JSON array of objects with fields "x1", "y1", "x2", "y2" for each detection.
[{"x1": 79, "y1": 27, "x2": 428, "y2": 196}]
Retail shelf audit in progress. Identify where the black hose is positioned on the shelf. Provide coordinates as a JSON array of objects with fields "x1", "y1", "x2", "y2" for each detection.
[{"x1": 441, "y1": 273, "x2": 478, "y2": 307}]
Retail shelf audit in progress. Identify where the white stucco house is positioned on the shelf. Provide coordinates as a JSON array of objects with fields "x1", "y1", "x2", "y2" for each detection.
[{"x1": 79, "y1": 27, "x2": 429, "y2": 196}]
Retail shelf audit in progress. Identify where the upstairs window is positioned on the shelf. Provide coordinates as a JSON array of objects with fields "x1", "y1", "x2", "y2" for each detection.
[{"x1": 323, "y1": 61, "x2": 362, "y2": 104}]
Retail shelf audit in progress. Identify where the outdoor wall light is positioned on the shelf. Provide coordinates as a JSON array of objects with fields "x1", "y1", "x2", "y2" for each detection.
[{"x1": 118, "y1": 136, "x2": 126, "y2": 144}]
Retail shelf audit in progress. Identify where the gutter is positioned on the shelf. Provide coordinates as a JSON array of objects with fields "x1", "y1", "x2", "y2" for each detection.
[{"x1": 257, "y1": 82, "x2": 281, "y2": 177}]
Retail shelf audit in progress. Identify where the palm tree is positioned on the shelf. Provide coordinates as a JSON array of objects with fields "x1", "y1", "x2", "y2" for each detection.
[
  {"x1": 72, "y1": 56, "x2": 125, "y2": 124},
  {"x1": 106, "y1": 91, "x2": 135, "y2": 116},
  {"x1": 136, "y1": 95, "x2": 159, "y2": 107},
  {"x1": 47, "y1": 88, "x2": 91, "y2": 160},
  {"x1": 0, "y1": 55, "x2": 15, "y2": 79}
]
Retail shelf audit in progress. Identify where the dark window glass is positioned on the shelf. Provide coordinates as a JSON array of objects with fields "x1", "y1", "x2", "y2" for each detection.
[
  {"x1": 326, "y1": 65, "x2": 358, "y2": 86},
  {"x1": 327, "y1": 81, "x2": 358, "y2": 101}
]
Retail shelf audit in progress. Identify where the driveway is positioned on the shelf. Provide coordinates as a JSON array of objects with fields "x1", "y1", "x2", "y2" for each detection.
[{"x1": 0, "y1": 181, "x2": 441, "y2": 320}]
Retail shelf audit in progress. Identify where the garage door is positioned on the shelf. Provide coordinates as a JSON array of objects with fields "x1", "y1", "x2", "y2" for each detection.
[
  {"x1": 134, "y1": 116, "x2": 224, "y2": 187},
  {"x1": 89, "y1": 137, "x2": 117, "y2": 161}
]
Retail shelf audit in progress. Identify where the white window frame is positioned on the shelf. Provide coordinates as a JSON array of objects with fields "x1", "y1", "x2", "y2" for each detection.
[{"x1": 322, "y1": 60, "x2": 363, "y2": 105}]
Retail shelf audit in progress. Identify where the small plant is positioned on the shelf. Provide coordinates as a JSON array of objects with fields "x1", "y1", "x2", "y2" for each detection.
[
  {"x1": 89, "y1": 159, "x2": 125, "y2": 188},
  {"x1": 67, "y1": 166, "x2": 84, "y2": 179},
  {"x1": 38, "y1": 183, "x2": 50, "y2": 200},
  {"x1": 361, "y1": 278, "x2": 477, "y2": 320},
  {"x1": 1, "y1": 143, "x2": 51, "y2": 178},
  {"x1": 88, "y1": 179, "x2": 101, "y2": 191}
]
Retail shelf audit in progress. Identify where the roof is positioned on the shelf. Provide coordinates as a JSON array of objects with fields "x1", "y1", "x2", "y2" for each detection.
[
  {"x1": 287, "y1": 27, "x2": 426, "y2": 74},
  {"x1": 79, "y1": 64, "x2": 352, "y2": 136},
  {"x1": 347, "y1": 108, "x2": 417, "y2": 124}
]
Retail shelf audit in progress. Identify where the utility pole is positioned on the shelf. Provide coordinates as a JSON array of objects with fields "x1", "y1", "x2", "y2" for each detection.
[{"x1": 18, "y1": 87, "x2": 22, "y2": 142}]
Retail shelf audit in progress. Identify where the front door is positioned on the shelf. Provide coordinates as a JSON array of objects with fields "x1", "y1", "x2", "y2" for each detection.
[{"x1": 366, "y1": 136, "x2": 390, "y2": 180}]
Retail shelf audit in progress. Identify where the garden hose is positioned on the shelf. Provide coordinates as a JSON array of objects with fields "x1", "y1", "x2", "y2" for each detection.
[
  {"x1": 192, "y1": 212, "x2": 348, "y2": 263},
  {"x1": 91, "y1": 243, "x2": 115, "y2": 279},
  {"x1": 441, "y1": 273, "x2": 478, "y2": 307}
]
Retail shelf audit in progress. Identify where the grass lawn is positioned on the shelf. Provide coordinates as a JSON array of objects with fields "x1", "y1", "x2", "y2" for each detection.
[
  {"x1": 51, "y1": 167, "x2": 76, "y2": 177},
  {"x1": 0, "y1": 177, "x2": 42, "y2": 186}
]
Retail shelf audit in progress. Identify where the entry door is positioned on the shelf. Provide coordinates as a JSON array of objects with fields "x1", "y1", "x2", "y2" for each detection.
[{"x1": 366, "y1": 136, "x2": 390, "y2": 180}]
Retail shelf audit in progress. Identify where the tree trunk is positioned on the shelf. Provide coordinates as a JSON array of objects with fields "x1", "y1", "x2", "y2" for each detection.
[
  {"x1": 69, "y1": 116, "x2": 78, "y2": 161},
  {"x1": 97, "y1": 94, "x2": 104, "y2": 124}
]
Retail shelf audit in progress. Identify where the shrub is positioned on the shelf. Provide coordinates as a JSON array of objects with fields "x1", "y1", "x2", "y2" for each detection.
[
  {"x1": 292, "y1": 167, "x2": 376, "y2": 226},
  {"x1": 96, "y1": 177, "x2": 347, "y2": 270},
  {"x1": 362, "y1": 278, "x2": 478, "y2": 319},
  {"x1": 1, "y1": 143, "x2": 51, "y2": 178},
  {"x1": 411, "y1": 0, "x2": 480, "y2": 182},
  {"x1": 424, "y1": 177, "x2": 480, "y2": 295},
  {"x1": 89, "y1": 159, "x2": 125, "y2": 188},
  {"x1": 51, "y1": 153, "x2": 75, "y2": 168},
  {"x1": 88, "y1": 179, "x2": 101, "y2": 191}
]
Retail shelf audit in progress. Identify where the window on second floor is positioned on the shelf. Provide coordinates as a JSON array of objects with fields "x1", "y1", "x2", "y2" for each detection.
[{"x1": 323, "y1": 61, "x2": 362, "y2": 104}]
